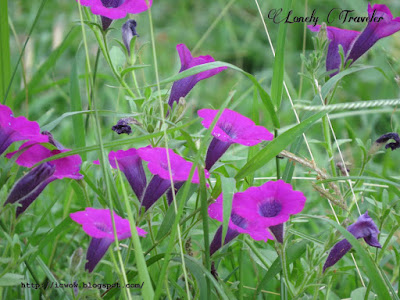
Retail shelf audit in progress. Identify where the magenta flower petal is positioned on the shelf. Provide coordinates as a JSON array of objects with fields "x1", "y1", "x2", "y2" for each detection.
[
  {"x1": 137, "y1": 147, "x2": 209, "y2": 183},
  {"x1": 98, "y1": 149, "x2": 147, "y2": 200},
  {"x1": 323, "y1": 211, "x2": 381, "y2": 271},
  {"x1": 4, "y1": 163, "x2": 56, "y2": 216},
  {"x1": 168, "y1": 44, "x2": 226, "y2": 108},
  {"x1": 6, "y1": 142, "x2": 83, "y2": 180},
  {"x1": 308, "y1": 25, "x2": 360, "y2": 75},
  {"x1": 348, "y1": 4, "x2": 400, "y2": 64},
  {"x1": 208, "y1": 193, "x2": 274, "y2": 255},
  {"x1": 233, "y1": 180, "x2": 307, "y2": 228},
  {"x1": 0, "y1": 104, "x2": 48, "y2": 155},
  {"x1": 137, "y1": 147, "x2": 209, "y2": 211},
  {"x1": 70, "y1": 208, "x2": 147, "y2": 272},
  {"x1": 198, "y1": 108, "x2": 273, "y2": 169},
  {"x1": 70, "y1": 208, "x2": 147, "y2": 240},
  {"x1": 76, "y1": 0, "x2": 152, "y2": 20}
]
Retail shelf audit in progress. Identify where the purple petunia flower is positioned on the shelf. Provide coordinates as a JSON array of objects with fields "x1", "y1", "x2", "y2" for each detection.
[
  {"x1": 0, "y1": 104, "x2": 48, "y2": 156},
  {"x1": 232, "y1": 180, "x2": 306, "y2": 240},
  {"x1": 168, "y1": 44, "x2": 226, "y2": 108},
  {"x1": 198, "y1": 108, "x2": 274, "y2": 170},
  {"x1": 208, "y1": 193, "x2": 274, "y2": 256},
  {"x1": 70, "y1": 208, "x2": 147, "y2": 272},
  {"x1": 94, "y1": 148, "x2": 147, "y2": 200},
  {"x1": 5, "y1": 141, "x2": 83, "y2": 216},
  {"x1": 137, "y1": 147, "x2": 210, "y2": 211},
  {"x1": 375, "y1": 132, "x2": 400, "y2": 151},
  {"x1": 323, "y1": 211, "x2": 381, "y2": 272},
  {"x1": 308, "y1": 3, "x2": 400, "y2": 76},
  {"x1": 76, "y1": 0, "x2": 152, "y2": 30}
]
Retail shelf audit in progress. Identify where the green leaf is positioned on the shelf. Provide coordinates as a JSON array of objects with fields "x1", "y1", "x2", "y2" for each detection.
[
  {"x1": 270, "y1": 0, "x2": 292, "y2": 109},
  {"x1": 221, "y1": 177, "x2": 236, "y2": 247},
  {"x1": 0, "y1": 273, "x2": 24, "y2": 286},
  {"x1": 120, "y1": 65, "x2": 150, "y2": 78},
  {"x1": 70, "y1": 55, "x2": 86, "y2": 160},
  {"x1": 235, "y1": 110, "x2": 328, "y2": 180},
  {"x1": 0, "y1": 0, "x2": 11, "y2": 101}
]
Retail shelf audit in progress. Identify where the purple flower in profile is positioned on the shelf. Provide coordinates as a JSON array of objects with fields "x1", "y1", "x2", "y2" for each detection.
[
  {"x1": 112, "y1": 118, "x2": 132, "y2": 135},
  {"x1": 208, "y1": 193, "x2": 274, "y2": 256},
  {"x1": 308, "y1": 3, "x2": 400, "y2": 76},
  {"x1": 122, "y1": 19, "x2": 138, "y2": 55},
  {"x1": 94, "y1": 148, "x2": 146, "y2": 200},
  {"x1": 323, "y1": 211, "x2": 381, "y2": 272},
  {"x1": 70, "y1": 208, "x2": 147, "y2": 272},
  {"x1": 375, "y1": 132, "x2": 400, "y2": 151},
  {"x1": 5, "y1": 141, "x2": 83, "y2": 216},
  {"x1": 137, "y1": 147, "x2": 210, "y2": 211},
  {"x1": 168, "y1": 44, "x2": 226, "y2": 108},
  {"x1": 198, "y1": 108, "x2": 274, "y2": 170},
  {"x1": 0, "y1": 104, "x2": 48, "y2": 156},
  {"x1": 76, "y1": 0, "x2": 152, "y2": 30}
]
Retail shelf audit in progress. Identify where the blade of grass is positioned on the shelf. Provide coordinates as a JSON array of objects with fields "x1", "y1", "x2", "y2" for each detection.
[
  {"x1": 221, "y1": 177, "x2": 235, "y2": 251},
  {"x1": 2, "y1": 0, "x2": 49, "y2": 106},
  {"x1": 70, "y1": 56, "x2": 86, "y2": 160},
  {"x1": 235, "y1": 110, "x2": 328, "y2": 180},
  {"x1": 0, "y1": 0, "x2": 11, "y2": 102},
  {"x1": 270, "y1": 0, "x2": 292, "y2": 109}
]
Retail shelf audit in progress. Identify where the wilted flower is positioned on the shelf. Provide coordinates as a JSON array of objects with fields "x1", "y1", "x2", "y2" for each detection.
[
  {"x1": 324, "y1": 212, "x2": 381, "y2": 272},
  {"x1": 111, "y1": 118, "x2": 133, "y2": 135},
  {"x1": 5, "y1": 141, "x2": 83, "y2": 216},
  {"x1": 70, "y1": 208, "x2": 147, "y2": 272},
  {"x1": 208, "y1": 193, "x2": 274, "y2": 256},
  {"x1": 76, "y1": 0, "x2": 152, "y2": 30},
  {"x1": 198, "y1": 108, "x2": 274, "y2": 170},
  {"x1": 308, "y1": 3, "x2": 400, "y2": 75},
  {"x1": 94, "y1": 148, "x2": 147, "y2": 200},
  {"x1": 137, "y1": 147, "x2": 210, "y2": 211},
  {"x1": 0, "y1": 104, "x2": 48, "y2": 156},
  {"x1": 168, "y1": 44, "x2": 226, "y2": 108},
  {"x1": 375, "y1": 132, "x2": 400, "y2": 151},
  {"x1": 122, "y1": 19, "x2": 138, "y2": 55}
]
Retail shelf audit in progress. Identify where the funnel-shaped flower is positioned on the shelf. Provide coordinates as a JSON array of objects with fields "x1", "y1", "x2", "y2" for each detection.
[
  {"x1": 0, "y1": 104, "x2": 48, "y2": 156},
  {"x1": 76, "y1": 0, "x2": 152, "y2": 30},
  {"x1": 208, "y1": 193, "x2": 274, "y2": 256},
  {"x1": 308, "y1": 4, "x2": 400, "y2": 76},
  {"x1": 198, "y1": 108, "x2": 274, "y2": 170},
  {"x1": 168, "y1": 44, "x2": 226, "y2": 108},
  {"x1": 137, "y1": 147, "x2": 210, "y2": 211},
  {"x1": 95, "y1": 148, "x2": 146, "y2": 200},
  {"x1": 308, "y1": 25, "x2": 360, "y2": 75},
  {"x1": 5, "y1": 141, "x2": 83, "y2": 215},
  {"x1": 233, "y1": 180, "x2": 306, "y2": 229},
  {"x1": 70, "y1": 208, "x2": 147, "y2": 272},
  {"x1": 323, "y1": 212, "x2": 381, "y2": 271}
]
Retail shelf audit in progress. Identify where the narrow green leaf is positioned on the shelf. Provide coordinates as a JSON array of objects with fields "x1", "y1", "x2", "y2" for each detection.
[
  {"x1": 120, "y1": 65, "x2": 150, "y2": 78},
  {"x1": 221, "y1": 177, "x2": 235, "y2": 248},
  {"x1": 70, "y1": 56, "x2": 86, "y2": 160},
  {"x1": 0, "y1": 0, "x2": 11, "y2": 102},
  {"x1": 270, "y1": 0, "x2": 292, "y2": 109},
  {"x1": 235, "y1": 110, "x2": 328, "y2": 180},
  {"x1": 0, "y1": 273, "x2": 24, "y2": 286}
]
